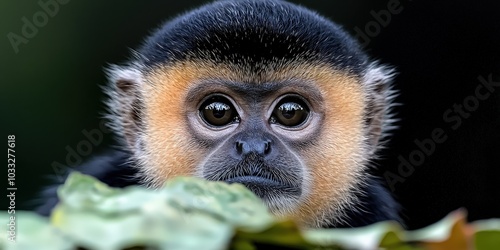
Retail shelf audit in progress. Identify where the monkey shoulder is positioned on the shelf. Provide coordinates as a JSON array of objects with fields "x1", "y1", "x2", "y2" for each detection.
[
  {"x1": 35, "y1": 149, "x2": 139, "y2": 216},
  {"x1": 334, "y1": 178, "x2": 400, "y2": 228}
]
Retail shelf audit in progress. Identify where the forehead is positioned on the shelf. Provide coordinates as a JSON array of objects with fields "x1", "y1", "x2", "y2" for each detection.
[
  {"x1": 138, "y1": 0, "x2": 368, "y2": 74},
  {"x1": 142, "y1": 60, "x2": 364, "y2": 108},
  {"x1": 143, "y1": 60, "x2": 361, "y2": 87}
]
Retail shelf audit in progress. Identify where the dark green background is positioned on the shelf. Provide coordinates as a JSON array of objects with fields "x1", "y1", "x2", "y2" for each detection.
[{"x1": 2, "y1": 0, "x2": 500, "y2": 229}]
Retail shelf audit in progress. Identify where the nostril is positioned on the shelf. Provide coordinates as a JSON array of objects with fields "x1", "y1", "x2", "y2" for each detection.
[
  {"x1": 236, "y1": 141, "x2": 243, "y2": 154},
  {"x1": 264, "y1": 141, "x2": 271, "y2": 154}
]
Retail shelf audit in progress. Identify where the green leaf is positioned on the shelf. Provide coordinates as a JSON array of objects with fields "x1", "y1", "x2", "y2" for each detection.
[
  {"x1": 233, "y1": 220, "x2": 317, "y2": 249},
  {"x1": 0, "y1": 212, "x2": 73, "y2": 250},
  {"x1": 50, "y1": 173, "x2": 279, "y2": 250},
  {"x1": 163, "y1": 176, "x2": 274, "y2": 231},
  {"x1": 305, "y1": 221, "x2": 404, "y2": 249},
  {"x1": 473, "y1": 219, "x2": 500, "y2": 250},
  {"x1": 408, "y1": 210, "x2": 471, "y2": 249}
]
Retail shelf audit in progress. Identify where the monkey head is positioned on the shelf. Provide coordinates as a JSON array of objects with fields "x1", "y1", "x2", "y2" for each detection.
[{"x1": 105, "y1": 0, "x2": 395, "y2": 227}]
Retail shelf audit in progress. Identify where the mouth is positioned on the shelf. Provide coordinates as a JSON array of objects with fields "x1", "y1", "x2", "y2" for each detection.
[{"x1": 224, "y1": 175, "x2": 301, "y2": 197}]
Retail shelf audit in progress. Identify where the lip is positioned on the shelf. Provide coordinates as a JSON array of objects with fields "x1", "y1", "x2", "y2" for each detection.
[
  {"x1": 226, "y1": 176, "x2": 281, "y2": 186},
  {"x1": 225, "y1": 176, "x2": 301, "y2": 196}
]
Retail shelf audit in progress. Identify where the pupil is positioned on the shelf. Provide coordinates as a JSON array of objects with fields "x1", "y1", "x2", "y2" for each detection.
[
  {"x1": 213, "y1": 110, "x2": 226, "y2": 119},
  {"x1": 282, "y1": 110, "x2": 296, "y2": 119}
]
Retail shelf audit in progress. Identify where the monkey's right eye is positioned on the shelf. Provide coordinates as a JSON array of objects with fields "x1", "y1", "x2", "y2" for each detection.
[{"x1": 200, "y1": 97, "x2": 239, "y2": 127}]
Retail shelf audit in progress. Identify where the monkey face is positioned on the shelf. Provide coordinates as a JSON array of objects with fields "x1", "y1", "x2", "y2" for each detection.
[
  {"x1": 186, "y1": 79, "x2": 324, "y2": 215},
  {"x1": 115, "y1": 61, "x2": 381, "y2": 226}
]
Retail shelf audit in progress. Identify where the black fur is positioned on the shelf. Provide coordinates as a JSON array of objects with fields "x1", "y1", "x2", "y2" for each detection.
[
  {"x1": 36, "y1": 150, "x2": 139, "y2": 216},
  {"x1": 139, "y1": 0, "x2": 368, "y2": 74},
  {"x1": 36, "y1": 150, "x2": 399, "y2": 227},
  {"x1": 335, "y1": 178, "x2": 400, "y2": 228}
]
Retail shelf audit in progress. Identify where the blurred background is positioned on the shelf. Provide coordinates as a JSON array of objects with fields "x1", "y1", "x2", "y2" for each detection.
[{"x1": 1, "y1": 0, "x2": 499, "y2": 230}]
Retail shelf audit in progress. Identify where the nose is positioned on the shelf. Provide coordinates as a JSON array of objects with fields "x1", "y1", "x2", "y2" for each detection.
[{"x1": 235, "y1": 138, "x2": 272, "y2": 156}]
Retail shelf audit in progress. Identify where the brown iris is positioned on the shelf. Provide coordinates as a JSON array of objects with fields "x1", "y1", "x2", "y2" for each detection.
[
  {"x1": 272, "y1": 98, "x2": 309, "y2": 127},
  {"x1": 200, "y1": 96, "x2": 238, "y2": 126}
]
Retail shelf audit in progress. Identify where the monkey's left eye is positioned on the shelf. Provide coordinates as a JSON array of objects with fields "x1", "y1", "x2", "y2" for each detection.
[
  {"x1": 271, "y1": 98, "x2": 310, "y2": 127},
  {"x1": 200, "y1": 96, "x2": 239, "y2": 127}
]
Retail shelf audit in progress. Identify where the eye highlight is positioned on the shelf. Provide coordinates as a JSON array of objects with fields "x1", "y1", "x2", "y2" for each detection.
[
  {"x1": 200, "y1": 96, "x2": 239, "y2": 126},
  {"x1": 271, "y1": 97, "x2": 310, "y2": 127}
]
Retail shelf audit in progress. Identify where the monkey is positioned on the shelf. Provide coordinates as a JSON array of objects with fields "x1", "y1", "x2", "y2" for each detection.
[{"x1": 36, "y1": 0, "x2": 400, "y2": 228}]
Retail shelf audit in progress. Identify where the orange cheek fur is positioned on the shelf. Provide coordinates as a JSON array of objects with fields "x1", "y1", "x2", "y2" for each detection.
[
  {"x1": 292, "y1": 75, "x2": 365, "y2": 225},
  {"x1": 141, "y1": 64, "x2": 206, "y2": 184},
  {"x1": 141, "y1": 61, "x2": 366, "y2": 225}
]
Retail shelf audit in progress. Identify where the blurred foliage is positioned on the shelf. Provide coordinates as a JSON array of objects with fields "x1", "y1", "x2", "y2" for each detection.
[{"x1": 1, "y1": 173, "x2": 499, "y2": 250}]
